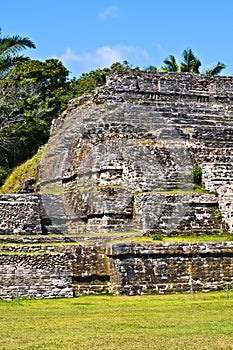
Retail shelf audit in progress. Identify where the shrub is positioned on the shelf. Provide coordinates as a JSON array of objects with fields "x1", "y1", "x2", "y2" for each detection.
[
  {"x1": 191, "y1": 164, "x2": 202, "y2": 186},
  {"x1": 152, "y1": 233, "x2": 163, "y2": 241}
]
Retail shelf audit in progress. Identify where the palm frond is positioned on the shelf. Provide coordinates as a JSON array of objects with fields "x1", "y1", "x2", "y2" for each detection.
[
  {"x1": 0, "y1": 30, "x2": 35, "y2": 75},
  {"x1": 180, "y1": 48, "x2": 201, "y2": 73},
  {"x1": 192, "y1": 58, "x2": 201, "y2": 73},
  {"x1": 204, "y1": 62, "x2": 226, "y2": 75},
  {"x1": 163, "y1": 55, "x2": 179, "y2": 72},
  {"x1": 0, "y1": 36, "x2": 36, "y2": 57}
]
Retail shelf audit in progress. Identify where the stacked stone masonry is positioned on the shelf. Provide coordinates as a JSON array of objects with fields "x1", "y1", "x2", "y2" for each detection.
[
  {"x1": 1, "y1": 71, "x2": 233, "y2": 299},
  {"x1": 0, "y1": 192, "x2": 226, "y2": 236},
  {"x1": 1, "y1": 242, "x2": 233, "y2": 298},
  {"x1": 33, "y1": 71, "x2": 233, "y2": 234},
  {"x1": 0, "y1": 194, "x2": 41, "y2": 235},
  {"x1": 107, "y1": 242, "x2": 233, "y2": 295},
  {"x1": 0, "y1": 252, "x2": 73, "y2": 299}
]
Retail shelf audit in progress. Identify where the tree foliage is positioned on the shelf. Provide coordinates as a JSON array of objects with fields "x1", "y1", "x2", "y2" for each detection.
[
  {"x1": 68, "y1": 61, "x2": 132, "y2": 97},
  {"x1": 161, "y1": 48, "x2": 225, "y2": 75},
  {"x1": 0, "y1": 28, "x2": 36, "y2": 76},
  {"x1": 144, "y1": 65, "x2": 158, "y2": 72},
  {"x1": 204, "y1": 62, "x2": 226, "y2": 75},
  {"x1": 161, "y1": 55, "x2": 179, "y2": 72},
  {"x1": 180, "y1": 48, "x2": 201, "y2": 73},
  {"x1": 0, "y1": 59, "x2": 69, "y2": 184}
]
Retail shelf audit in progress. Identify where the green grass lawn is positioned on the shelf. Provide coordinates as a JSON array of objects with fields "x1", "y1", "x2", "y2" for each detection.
[{"x1": 0, "y1": 292, "x2": 233, "y2": 349}]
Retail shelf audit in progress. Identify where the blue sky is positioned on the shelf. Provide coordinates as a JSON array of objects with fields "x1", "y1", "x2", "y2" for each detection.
[{"x1": 1, "y1": 0, "x2": 233, "y2": 78}]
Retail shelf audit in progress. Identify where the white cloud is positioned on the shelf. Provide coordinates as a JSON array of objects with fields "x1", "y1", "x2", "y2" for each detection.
[
  {"x1": 99, "y1": 6, "x2": 120, "y2": 20},
  {"x1": 60, "y1": 48, "x2": 82, "y2": 62},
  {"x1": 60, "y1": 45, "x2": 149, "y2": 71}
]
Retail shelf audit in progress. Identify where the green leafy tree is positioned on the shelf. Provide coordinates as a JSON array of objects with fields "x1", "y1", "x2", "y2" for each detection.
[
  {"x1": 0, "y1": 28, "x2": 36, "y2": 76},
  {"x1": 68, "y1": 61, "x2": 132, "y2": 98},
  {"x1": 0, "y1": 59, "x2": 70, "y2": 184}
]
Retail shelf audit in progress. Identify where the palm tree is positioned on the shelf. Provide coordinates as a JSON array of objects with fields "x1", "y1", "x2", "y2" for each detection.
[
  {"x1": 180, "y1": 48, "x2": 201, "y2": 73},
  {"x1": 204, "y1": 62, "x2": 226, "y2": 75},
  {"x1": 161, "y1": 48, "x2": 226, "y2": 75},
  {"x1": 161, "y1": 55, "x2": 179, "y2": 72},
  {"x1": 0, "y1": 29, "x2": 36, "y2": 76}
]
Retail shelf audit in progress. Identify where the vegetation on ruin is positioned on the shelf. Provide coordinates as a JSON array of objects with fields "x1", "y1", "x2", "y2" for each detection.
[
  {"x1": 149, "y1": 233, "x2": 233, "y2": 242},
  {"x1": 190, "y1": 163, "x2": 203, "y2": 187},
  {"x1": 0, "y1": 292, "x2": 232, "y2": 350},
  {"x1": 106, "y1": 232, "x2": 233, "y2": 244},
  {"x1": 0, "y1": 230, "x2": 233, "y2": 247},
  {"x1": 0, "y1": 145, "x2": 46, "y2": 193},
  {"x1": 135, "y1": 188, "x2": 210, "y2": 195}
]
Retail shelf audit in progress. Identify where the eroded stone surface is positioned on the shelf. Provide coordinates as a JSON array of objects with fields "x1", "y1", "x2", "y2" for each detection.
[
  {"x1": 0, "y1": 252, "x2": 73, "y2": 299},
  {"x1": 107, "y1": 242, "x2": 233, "y2": 295},
  {"x1": 39, "y1": 71, "x2": 233, "y2": 234},
  {"x1": 1, "y1": 241, "x2": 233, "y2": 299},
  {"x1": 1, "y1": 71, "x2": 233, "y2": 235}
]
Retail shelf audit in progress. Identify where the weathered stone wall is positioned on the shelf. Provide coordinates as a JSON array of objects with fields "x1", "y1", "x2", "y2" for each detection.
[
  {"x1": 53, "y1": 97, "x2": 230, "y2": 233},
  {"x1": 0, "y1": 194, "x2": 69, "y2": 235},
  {"x1": 134, "y1": 192, "x2": 224, "y2": 235},
  {"x1": 0, "y1": 244, "x2": 110, "y2": 299},
  {"x1": 39, "y1": 194, "x2": 68, "y2": 234},
  {"x1": 0, "y1": 194, "x2": 41, "y2": 235},
  {"x1": 1, "y1": 241, "x2": 233, "y2": 299},
  {"x1": 107, "y1": 242, "x2": 233, "y2": 295},
  {"x1": 98, "y1": 71, "x2": 233, "y2": 105},
  {"x1": 0, "y1": 180, "x2": 225, "y2": 237},
  {"x1": 0, "y1": 252, "x2": 73, "y2": 299},
  {"x1": 66, "y1": 245, "x2": 111, "y2": 295}
]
